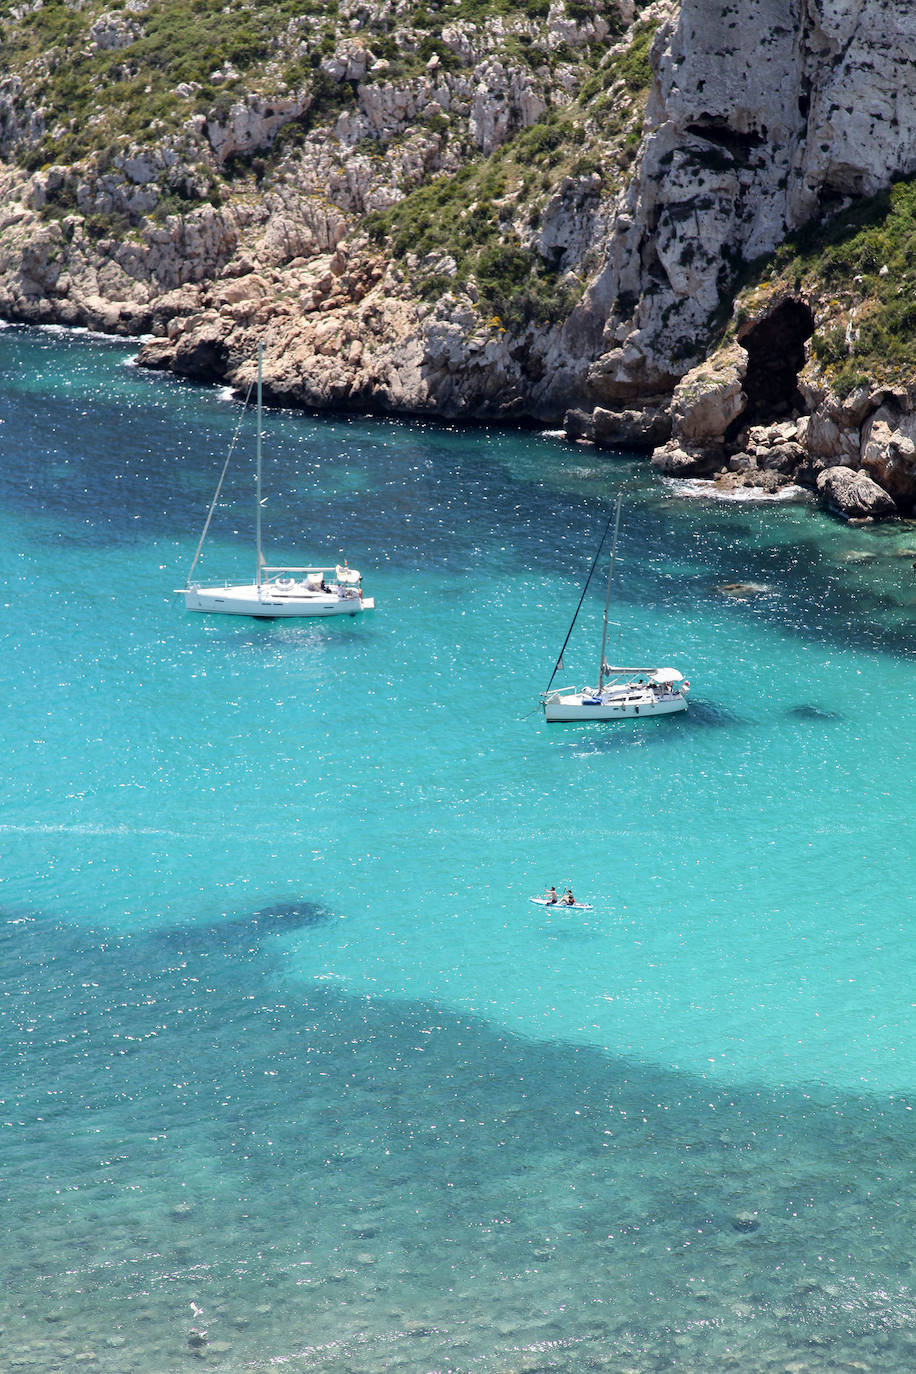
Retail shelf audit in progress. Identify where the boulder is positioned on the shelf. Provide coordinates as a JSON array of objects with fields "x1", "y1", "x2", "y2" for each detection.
[
  {"x1": 136, "y1": 337, "x2": 174, "y2": 370},
  {"x1": 714, "y1": 466, "x2": 791, "y2": 494},
  {"x1": 591, "y1": 399, "x2": 672, "y2": 449},
  {"x1": 171, "y1": 316, "x2": 231, "y2": 380},
  {"x1": 650, "y1": 440, "x2": 718, "y2": 476},
  {"x1": 816, "y1": 465, "x2": 897, "y2": 519},
  {"x1": 757, "y1": 441, "x2": 805, "y2": 472},
  {"x1": 564, "y1": 408, "x2": 594, "y2": 441}
]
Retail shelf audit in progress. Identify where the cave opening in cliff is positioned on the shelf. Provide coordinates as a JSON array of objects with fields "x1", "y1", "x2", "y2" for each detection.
[{"x1": 734, "y1": 296, "x2": 815, "y2": 427}]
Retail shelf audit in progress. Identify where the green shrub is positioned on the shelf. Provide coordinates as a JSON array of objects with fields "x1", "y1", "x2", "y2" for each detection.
[
  {"x1": 812, "y1": 325, "x2": 847, "y2": 366},
  {"x1": 611, "y1": 17, "x2": 658, "y2": 94},
  {"x1": 416, "y1": 35, "x2": 461, "y2": 73}
]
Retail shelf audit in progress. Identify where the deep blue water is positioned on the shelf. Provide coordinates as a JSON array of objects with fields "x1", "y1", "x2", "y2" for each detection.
[{"x1": 1, "y1": 324, "x2": 914, "y2": 1372}]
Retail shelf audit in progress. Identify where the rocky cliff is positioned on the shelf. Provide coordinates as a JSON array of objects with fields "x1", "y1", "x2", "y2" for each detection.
[{"x1": 2, "y1": 0, "x2": 916, "y2": 516}]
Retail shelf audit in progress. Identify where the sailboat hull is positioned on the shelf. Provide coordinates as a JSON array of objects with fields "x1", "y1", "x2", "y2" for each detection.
[
  {"x1": 543, "y1": 688, "x2": 688, "y2": 722},
  {"x1": 181, "y1": 585, "x2": 374, "y2": 617}
]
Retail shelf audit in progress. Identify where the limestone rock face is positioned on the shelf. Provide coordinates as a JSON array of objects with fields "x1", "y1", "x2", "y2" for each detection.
[
  {"x1": 88, "y1": 11, "x2": 141, "y2": 51},
  {"x1": 0, "y1": 163, "x2": 244, "y2": 332},
  {"x1": 134, "y1": 247, "x2": 538, "y2": 422},
  {"x1": 206, "y1": 94, "x2": 310, "y2": 164},
  {"x1": 533, "y1": 175, "x2": 604, "y2": 272},
  {"x1": 668, "y1": 347, "x2": 747, "y2": 447},
  {"x1": 806, "y1": 401, "x2": 862, "y2": 468},
  {"x1": 468, "y1": 61, "x2": 547, "y2": 155},
  {"x1": 860, "y1": 412, "x2": 916, "y2": 500},
  {"x1": 800, "y1": 1, "x2": 916, "y2": 205},
  {"x1": 0, "y1": 77, "x2": 46, "y2": 158},
  {"x1": 643, "y1": 346, "x2": 746, "y2": 473},
  {"x1": 582, "y1": 0, "x2": 916, "y2": 401}
]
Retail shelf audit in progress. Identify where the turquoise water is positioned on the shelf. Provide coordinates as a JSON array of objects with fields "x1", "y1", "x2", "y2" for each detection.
[{"x1": 1, "y1": 324, "x2": 914, "y2": 1372}]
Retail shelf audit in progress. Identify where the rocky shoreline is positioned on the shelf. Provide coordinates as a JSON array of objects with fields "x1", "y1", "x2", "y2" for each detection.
[
  {"x1": 8, "y1": 302, "x2": 916, "y2": 534},
  {"x1": 131, "y1": 284, "x2": 916, "y2": 524}
]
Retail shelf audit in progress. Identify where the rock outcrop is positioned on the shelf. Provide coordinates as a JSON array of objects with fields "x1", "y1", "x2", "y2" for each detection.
[
  {"x1": 647, "y1": 323, "x2": 916, "y2": 518},
  {"x1": 576, "y1": 0, "x2": 916, "y2": 407}
]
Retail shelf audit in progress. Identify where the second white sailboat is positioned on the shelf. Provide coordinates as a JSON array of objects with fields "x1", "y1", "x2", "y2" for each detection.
[{"x1": 541, "y1": 494, "x2": 690, "y2": 722}]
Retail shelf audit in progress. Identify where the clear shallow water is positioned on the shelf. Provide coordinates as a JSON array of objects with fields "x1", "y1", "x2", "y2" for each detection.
[{"x1": 1, "y1": 326, "x2": 915, "y2": 1372}]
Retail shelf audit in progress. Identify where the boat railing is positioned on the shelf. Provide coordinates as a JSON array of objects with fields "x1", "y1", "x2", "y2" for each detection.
[
  {"x1": 541, "y1": 683, "x2": 587, "y2": 699},
  {"x1": 262, "y1": 565, "x2": 342, "y2": 575}
]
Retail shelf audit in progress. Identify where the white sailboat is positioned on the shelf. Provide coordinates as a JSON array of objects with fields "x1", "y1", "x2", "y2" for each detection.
[
  {"x1": 177, "y1": 346, "x2": 374, "y2": 618},
  {"x1": 541, "y1": 494, "x2": 690, "y2": 723}
]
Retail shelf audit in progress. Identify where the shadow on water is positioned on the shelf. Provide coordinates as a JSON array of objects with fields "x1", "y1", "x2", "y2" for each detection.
[
  {"x1": 198, "y1": 621, "x2": 380, "y2": 649},
  {"x1": 680, "y1": 698, "x2": 740, "y2": 727},
  {"x1": 1, "y1": 904, "x2": 915, "y2": 1374},
  {"x1": 787, "y1": 703, "x2": 843, "y2": 722},
  {"x1": 554, "y1": 701, "x2": 736, "y2": 753}
]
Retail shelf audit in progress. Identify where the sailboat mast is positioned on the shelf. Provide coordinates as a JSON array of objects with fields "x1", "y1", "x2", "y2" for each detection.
[
  {"x1": 255, "y1": 343, "x2": 263, "y2": 589},
  {"x1": 597, "y1": 493, "x2": 622, "y2": 691}
]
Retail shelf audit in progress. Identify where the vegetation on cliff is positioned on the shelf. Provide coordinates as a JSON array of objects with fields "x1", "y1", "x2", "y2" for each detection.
[
  {"x1": 729, "y1": 179, "x2": 916, "y2": 400},
  {"x1": 773, "y1": 178, "x2": 916, "y2": 396},
  {"x1": 360, "y1": 13, "x2": 659, "y2": 327},
  {"x1": 0, "y1": 0, "x2": 660, "y2": 339},
  {"x1": 6, "y1": 0, "x2": 915, "y2": 475}
]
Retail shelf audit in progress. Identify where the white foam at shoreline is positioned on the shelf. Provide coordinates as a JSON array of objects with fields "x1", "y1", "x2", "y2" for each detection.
[
  {"x1": 665, "y1": 476, "x2": 810, "y2": 503},
  {"x1": 27, "y1": 320, "x2": 150, "y2": 344}
]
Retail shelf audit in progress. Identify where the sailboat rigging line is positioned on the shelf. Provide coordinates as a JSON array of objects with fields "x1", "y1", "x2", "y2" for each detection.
[
  {"x1": 185, "y1": 373, "x2": 258, "y2": 586},
  {"x1": 255, "y1": 344, "x2": 263, "y2": 589},
  {"x1": 544, "y1": 503, "x2": 618, "y2": 693},
  {"x1": 597, "y1": 492, "x2": 623, "y2": 693}
]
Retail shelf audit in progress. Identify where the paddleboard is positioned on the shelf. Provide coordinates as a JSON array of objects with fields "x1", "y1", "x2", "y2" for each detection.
[{"x1": 530, "y1": 897, "x2": 594, "y2": 910}]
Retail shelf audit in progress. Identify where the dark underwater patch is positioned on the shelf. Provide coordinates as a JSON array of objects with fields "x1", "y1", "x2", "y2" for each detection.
[
  {"x1": 2, "y1": 906, "x2": 916, "y2": 1373},
  {"x1": 248, "y1": 899, "x2": 333, "y2": 930},
  {"x1": 788, "y1": 704, "x2": 842, "y2": 722},
  {"x1": 153, "y1": 898, "x2": 334, "y2": 954},
  {"x1": 555, "y1": 703, "x2": 727, "y2": 752}
]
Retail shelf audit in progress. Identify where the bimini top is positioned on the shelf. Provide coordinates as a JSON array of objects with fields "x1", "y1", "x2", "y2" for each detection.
[{"x1": 650, "y1": 668, "x2": 685, "y2": 685}]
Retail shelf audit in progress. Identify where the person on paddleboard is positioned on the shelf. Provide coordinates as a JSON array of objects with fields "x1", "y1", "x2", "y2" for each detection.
[
  {"x1": 545, "y1": 886, "x2": 559, "y2": 905},
  {"x1": 561, "y1": 888, "x2": 576, "y2": 906}
]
